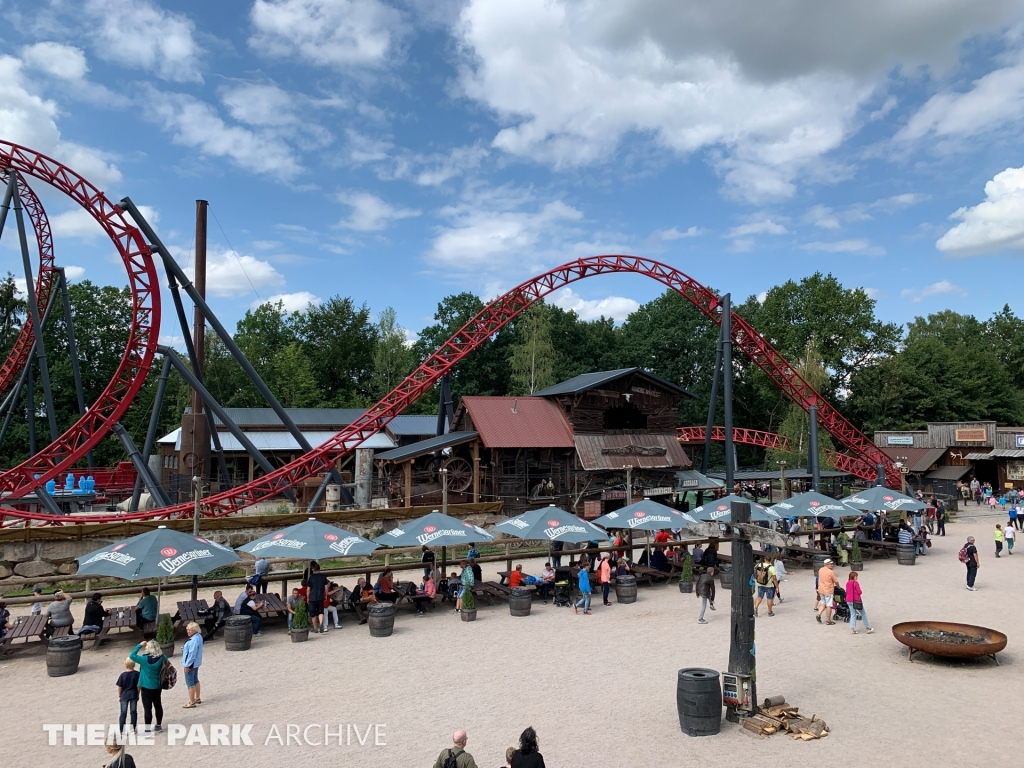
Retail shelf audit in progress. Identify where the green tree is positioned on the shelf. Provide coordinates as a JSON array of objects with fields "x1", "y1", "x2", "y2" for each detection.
[
  {"x1": 370, "y1": 307, "x2": 414, "y2": 400},
  {"x1": 0, "y1": 271, "x2": 24, "y2": 352},
  {"x1": 986, "y1": 305, "x2": 1024, "y2": 390},
  {"x1": 507, "y1": 303, "x2": 557, "y2": 395},
  {"x1": 767, "y1": 338, "x2": 835, "y2": 470},
  {"x1": 293, "y1": 297, "x2": 377, "y2": 406}
]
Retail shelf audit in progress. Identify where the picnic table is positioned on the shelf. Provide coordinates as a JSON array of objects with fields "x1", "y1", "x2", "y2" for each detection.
[
  {"x1": 174, "y1": 600, "x2": 211, "y2": 632},
  {"x1": 630, "y1": 565, "x2": 673, "y2": 585},
  {"x1": 92, "y1": 605, "x2": 147, "y2": 646},
  {"x1": 257, "y1": 594, "x2": 289, "y2": 621},
  {"x1": 0, "y1": 614, "x2": 51, "y2": 654}
]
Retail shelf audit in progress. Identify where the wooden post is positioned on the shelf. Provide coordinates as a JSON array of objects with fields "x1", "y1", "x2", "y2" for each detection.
[
  {"x1": 248, "y1": 455, "x2": 255, "y2": 483},
  {"x1": 472, "y1": 441, "x2": 480, "y2": 503},
  {"x1": 726, "y1": 499, "x2": 756, "y2": 723},
  {"x1": 404, "y1": 461, "x2": 412, "y2": 508},
  {"x1": 505, "y1": 541, "x2": 512, "y2": 574}
]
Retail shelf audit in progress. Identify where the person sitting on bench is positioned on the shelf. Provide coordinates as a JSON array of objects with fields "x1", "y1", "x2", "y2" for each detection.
[
  {"x1": 78, "y1": 592, "x2": 109, "y2": 635},
  {"x1": 203, "y1": 590, "x2": 232, "y2": 640}
]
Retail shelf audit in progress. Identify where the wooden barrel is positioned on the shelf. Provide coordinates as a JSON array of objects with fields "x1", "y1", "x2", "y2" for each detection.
[
  {"x1": 677, "y1": 667, "x2": 722, "y2": 737},
  {"x1": 46, "y1": 635, "x2": 83, "y2": 677},
  {"x1": 615, "y1": 575, "x2": 637, "y2": 604},
  {"x1": 224, "y1": 615, "x2": 253, "y2": 651},
  {"x1": 368, "y1": 603, "x2": 395, "y2": 637},
  {"x1": 718, "y1": 565, "x2": 733, "y2": 590},
  {"x1": 812, "y1": 554, "x2": 829, "y2": 574},
  {"x1": 509, "y1": 587, "x2": 532, "y2": 617},
  {"x1": 896, "y1": 544, "x2": 917, "y2": 566}
]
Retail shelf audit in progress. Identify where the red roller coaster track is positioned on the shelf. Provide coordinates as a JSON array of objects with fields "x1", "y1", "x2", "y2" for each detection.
[
  {"x1": 0, "y1": 142, "x2": 159, "y2": 504},
  {"x1": 0, "y1": 148, "x2": 897, "y2": 525},
  {"x1": 676, "y1": 426, "x2": 791, "y2": 451},
  {"x1": 0, "y1": 170, "x2": 57, "y2": 400}
]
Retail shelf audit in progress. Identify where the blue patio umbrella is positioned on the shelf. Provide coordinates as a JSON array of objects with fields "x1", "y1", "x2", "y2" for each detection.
[
  {"x1": 691, "y1": 495, "x2": 780, "y2": 523},
  {"x1": 76, "y1": 526, "x2": 241, "y2": 580},
  {"x1": 592, "y1": 499, "x2": 699, "y2": 531},
  {"x1": 373, "y1": 510, "x2": 493, "y2": 548},
  {"x1": 494, "y1": 504, "x2": 608, "y2": 543},
  {"x1": 238, "y1": 517, "x2": 379, "y2": 560},
  {"x1": 768, "y1": 491, "x2": 856, "y2": 519},
  {"x1": 839, "y1": 486, "x2": 929, "y2": 513}
]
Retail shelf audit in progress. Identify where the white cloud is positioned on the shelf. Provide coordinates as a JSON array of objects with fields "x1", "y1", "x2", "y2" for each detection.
[
  {"x1": 804, "y1": 204, "x2": 841, "y2": 229},
  {"x1": 21, "y1": 42, "x2": 88, "y2": 80},
  {"x1": 936, "y1": 165, "x2": 1024, "y2": 255},
  {"x1": 190, "y1": 248, "x2": 285, "y2": 297},
  {"x1": 428, "y1": 193, "x2": 584, "y2": 270},
  {"x1": 221, "y1": 83, "x2": 296, "y2": 127},
  {"x1": 63, "y1": 266, "x2": 85, "y2": 281},
  {"x1": 895, "y1": 53, "x2": 1024, "y2": 146},
  {"x1": 550, "y1": 287, "x2": 639, "y2": 322},
  {"x1": 727, "y1": 219, "x2": 789, "y2": 238},
  {"x1": 900, "y1": 280, "x2": 965, "y2": 302},
  {"x1": 147, "y1": 91, "x2": 300, "y2": 180},
  {"x1": 249, "y1": 0, "x2": 406, "y2": 68},
  {"x1": 864, "y1": 287, "x2": 882, "y2": 299},
  {"x1": 0, "y1": 55, "x2": 120, "y2": 187},
  {"x1": 251, "y1": 291, "x2": 323, "y2": 313},
  {"x1": 653, "y1": 226, "x2": 704, "y2": 241},
  {"x1": 756, "y1": 290, "x2": 768, "y2": 303},
  {"x1": 336, "y1": 191, "x2": 420, "y2": 231},
  {"x1": 50, "y1": 205, "x2": 159, "y2": 241},
  {"x1": 414, "y1": 145, "x2": 490, "y2": 186},
  {"x1": 801, "y1": 239, "x2": 885, "y2": 255},
  {"x1": 85, "y1": 0, "x2": 202, "y2": 82}
]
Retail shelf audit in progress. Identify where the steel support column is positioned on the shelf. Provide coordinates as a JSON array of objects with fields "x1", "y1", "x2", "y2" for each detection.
[
  {"x1": 726, "y1": 499, "x2": 756, "y2": 723},
  {"x1": 57, "y1": 268, "x2": 93, "y2": 468},
  {"x1": 701, "y1": 323, "x2": 724, "y2": 477},
  {"x1": 111, "y1": 423, "x2": 172, "y2": 508},
  {"x1": 130, "y1": 355, "x2": 172, "y2": 512}
]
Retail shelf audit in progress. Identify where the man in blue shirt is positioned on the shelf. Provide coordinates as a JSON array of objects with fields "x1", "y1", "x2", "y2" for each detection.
[
  {"x1": 181, "y1": 622, "x2": 204, "y2": 708},
  {"x1": 466, "y1": 543, "x2": 480, "y2": 561},
  {"x1": 574, "y1": 565, "x2": 592, "y2": 614},
  {"x1": 254, "y1": 557, "x2": 270, "y2": 594}
]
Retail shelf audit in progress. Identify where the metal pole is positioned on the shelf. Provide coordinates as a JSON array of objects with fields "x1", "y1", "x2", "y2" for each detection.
[
  {"x1": 26, "y1": 360, "x2": 35, "y2": 457},
  {"x1": 111, "y1": 423, "x2": 172, "y2": 508},
  {"x1": 35, "y1": 482, "x2": 65, "y2": 517},
  {"x1": 12, "y1": 174, "x2": 58, "y2": 443},
  {"x1": 0, "y1": 172, "x2": 16, "y2": 241},
  {"x1": 123, "y1": 198, "x2": 341, "y2": 490},
  {"x1": 441, "y1": 468, "x2": 449, "y2": 516},
  {"x1": 160, "y1": 347, "x2": 296, "y2": 503},
  {"x1": 130, "y1": 355, "x2": 172, "y2": 511},
  {"x1": 701, "y1": 325, "x2": 724, "y2": 476},
  {"x1": 875, "y1": 463, "x2": 885, "y2": 487},
  {"x1": 809, "y1": 405, "x2": 820, "y2": 492},
  {"x1": 721, "y1": 294, "x2": 734, "y2": 494},
  {"x1": 190, "y1": 201, "x2": 211, "y2": 481},
  {"x1": 192, "y1": 475, "x2": 201, "y2": 600},
  {"x1": 57, "y1": 268, "x2": 94, "y2": 468},
  {"x1": 726, "y1": 499, "x2": 756, "y2": 723}
]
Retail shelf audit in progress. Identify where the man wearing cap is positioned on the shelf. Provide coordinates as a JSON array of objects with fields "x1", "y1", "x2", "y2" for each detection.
[
  {"x1": 815, "y1": 559, "x2": 841, "y2": 625},
  {"x1": 30, "y1": 586, "x2": 43, "y2": 615}
]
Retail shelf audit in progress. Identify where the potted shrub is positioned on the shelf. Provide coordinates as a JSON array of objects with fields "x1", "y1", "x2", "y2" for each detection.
[
  {"x1": 155, "y1": 614, "x2": 175, "y2": 657},
  {"x1": 678, "y1": 556, "x2": 694, "y2": 593},
  {"x1": 291, "y1": 597, "x2": 309, "y2": 642},
  {"x1": 850, "y1": 540, "x2": 864, "y2": 572},
  {"x1": 461, "y1": 589, "x2": 477, "y2": 622}
]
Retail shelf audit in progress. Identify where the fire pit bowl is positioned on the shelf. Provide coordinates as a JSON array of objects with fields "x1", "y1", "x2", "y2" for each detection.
[{"x1": 892, "y1": 621, "x2": 1007, "y2": 665}]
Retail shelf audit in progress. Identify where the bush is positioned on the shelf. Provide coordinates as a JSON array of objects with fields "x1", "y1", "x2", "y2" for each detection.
[
  {"x1": 679, "y1": 556, "x2": 694, "y2": 583},
  {"x1": 462, "y1": 589, "x2": 475, "y2": 611},
  {"x1": 155, "y1": 613, "x2": 174, "y2": 644},
  {"x1": 850, "y1": 539, "x2": 862, "y2": 562},
  {"x1": 292, "y1": 597, "x2": 309, "y2": 630}
]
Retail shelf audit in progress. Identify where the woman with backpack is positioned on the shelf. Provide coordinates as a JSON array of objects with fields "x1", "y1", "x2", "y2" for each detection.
[{"x1": 128, "y1": 639, "x2": 168, "y2": 732}]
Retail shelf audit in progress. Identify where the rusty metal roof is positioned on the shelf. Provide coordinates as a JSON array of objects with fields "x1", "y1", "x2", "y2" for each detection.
[
  {"x1": 574, "y1": 433, "x2": 692, "y2": 471},
  {"x1": 880, "y1": 447, "x2": 946, "y2": 473},
  {"x1": 460, "y1": 396, "x2": 575, "y2": 449}
]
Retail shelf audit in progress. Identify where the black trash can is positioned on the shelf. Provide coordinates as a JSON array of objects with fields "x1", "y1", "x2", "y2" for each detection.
[
  {"x1": 718, "y1": 564, "x2": 733, "y2": 590},
  {"x1": 676, "y1": 668, "x2": 722, "y2": 736}
]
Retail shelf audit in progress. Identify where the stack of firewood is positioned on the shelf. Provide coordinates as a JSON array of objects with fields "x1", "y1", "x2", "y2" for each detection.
[{"x1": 740, "y1": 696, "x2": 828, "y2": 740}]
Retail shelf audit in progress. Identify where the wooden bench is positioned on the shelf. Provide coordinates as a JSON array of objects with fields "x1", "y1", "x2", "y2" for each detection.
[
  {"x1": 631, "y1": 565, "x2": 674, "y2": 585},
  {"x1": 174, "y1": 600, "x2": 211, "y2": 632},
  {"x1": 0, "y1": 614, "x2": 50, "y2": 655}
]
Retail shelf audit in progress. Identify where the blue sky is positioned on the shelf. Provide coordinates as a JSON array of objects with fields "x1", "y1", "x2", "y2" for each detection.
[{"x1": 2, "y1": 0, "x2": 1024, "y2": 346}]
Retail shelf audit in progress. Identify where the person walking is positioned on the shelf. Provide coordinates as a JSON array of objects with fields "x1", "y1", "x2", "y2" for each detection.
[
  {"x1": 574, "y1": 562, "x2": 592, "y2": 614},
  {"x1": 254, "y1": 557, "x2": 270, "y2": 594},
  {"x1": 845, "y1": 571, "x2": 873, "y2": 635},
  {"x1": 963, "y1": 536, "x2": 980, "y2": 591},
  {"x1": 128, "y1": 639, "x2": 166, "y2": 732},
  {"x1": 510, "y1": 726, "x2": 546, "y2": 768},
  {"x1": 598, "y1": 553, "x2": 612, "y2": 607},
  {"x1": 181, "y1": 622, "x2": 203, "y2": 708},
  {"x1": 696, "y1": 566, "x2": 716, "y2": 624},
  {"x1": 115, "y1": 658, "x2": 140, "y2": 734},
  {"x1": 936, "y1": 501, "x2": 946, "y2": 537},
  {"x1": 1006, "y1": 523, "x2": 1015, "y2": 555},
  {"x1": 815, "y1": 559, "x2": 841, "y2": 625},
  {"x1": 432, "y1": 729, "x2": 478, "y2": 768},
  {"x1": 753, "y1": 555, "x2": 777, "y2": 617},
  {"x1": 306, "y1": 562, "x2": 329, "y2": 633},
  {"x1": 995, "y1": 524, "x2": 1004, "y2": 558},
  {"x1": 1009, "y1": 505, "x2": 1020, "y2": 532}
]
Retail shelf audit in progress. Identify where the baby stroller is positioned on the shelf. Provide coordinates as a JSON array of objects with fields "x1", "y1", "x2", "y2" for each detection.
[
  {"x1": 831, "y1": 585, "x2": 850, "y2": 623},
  {"x1": 552, "y1": 580, "x2": 572, "y2": 608}
]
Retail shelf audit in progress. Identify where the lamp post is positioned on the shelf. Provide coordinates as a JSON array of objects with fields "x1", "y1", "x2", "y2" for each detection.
[
  {"x1": 895, "y1": 458, "x2": 909, "y2": 522},
  {"x1": 777, "y1": 460, "x2": 787, "y2": 502}
]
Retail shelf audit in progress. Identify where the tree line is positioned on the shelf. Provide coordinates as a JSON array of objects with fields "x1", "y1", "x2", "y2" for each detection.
[{"x1": 0, "y1": 271, "x2": 1021, "y2": 469}]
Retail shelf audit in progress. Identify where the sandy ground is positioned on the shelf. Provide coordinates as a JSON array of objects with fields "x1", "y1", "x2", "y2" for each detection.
[{"x1": 0, "y1": 516, "x2": 1017, "y2": 768}]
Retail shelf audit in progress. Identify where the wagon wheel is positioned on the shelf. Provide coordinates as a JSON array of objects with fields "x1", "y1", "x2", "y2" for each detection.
[{"x1": 441, "y1": 457, "x2": 473, "y2": 493}]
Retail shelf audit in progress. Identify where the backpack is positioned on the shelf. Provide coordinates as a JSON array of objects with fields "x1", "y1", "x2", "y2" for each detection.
[
  {"x1": 160, "y1": 658, "x2": 177, "y2": 690},
  {"x1": 754, "y1": 563, "x2": 770, "y2": 586},
  {"x1": 958, "y1": 544, "x2": 970, "y2": 564},
  {"x1": 443, "y1": 749, "x2": 463, "y2": 768}
]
